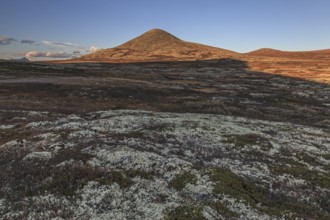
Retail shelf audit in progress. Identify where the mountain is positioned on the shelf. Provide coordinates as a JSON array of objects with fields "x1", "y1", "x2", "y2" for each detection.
[
  {"x1": 247, "y1": 48, "x2": 330, "y2": 59},
  {"x1": 59, "y1": 29, "x2": 330, "y2": 63},
  {"x1": 74, "y1": 29, "x2": 239, "y2": 62},
  {"x1": 10, "y1": 57, "x2": 31, "y2": 62}
]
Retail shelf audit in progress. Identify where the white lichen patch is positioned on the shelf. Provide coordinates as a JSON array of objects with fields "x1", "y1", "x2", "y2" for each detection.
[
  {"x1": 23, "y1": 151, "x2": 53, "y2": 160},
  {"x1": 0, "y1": 124, "x2": 17, "y2": 129}
]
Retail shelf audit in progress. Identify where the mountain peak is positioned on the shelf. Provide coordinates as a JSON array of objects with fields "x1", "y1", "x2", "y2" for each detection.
[
  {"x1": 136, "y1": 28, "x2": 178, "y2": 37},
  {"x1": 145, "y1": 28, "x2": 172, "y2": 34},
  {"x1": 116, "y1": 28, "x2": 181, "y2": 51}
]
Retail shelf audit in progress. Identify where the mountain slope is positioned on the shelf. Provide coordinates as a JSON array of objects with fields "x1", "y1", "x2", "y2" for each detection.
[
  {"x1": 247, "y1": 48, "x2": 330, "y2": 59},
  {"x1": 75, "y1": 29, "x2": 239, "y2": 62}
]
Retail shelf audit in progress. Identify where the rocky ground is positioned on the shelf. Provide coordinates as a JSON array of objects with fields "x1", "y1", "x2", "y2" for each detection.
[{"x1": 0, "y1": 59, "x2": 330, "y2": 219}]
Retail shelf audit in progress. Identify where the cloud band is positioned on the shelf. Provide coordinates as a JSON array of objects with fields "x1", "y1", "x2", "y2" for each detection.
[
  {"x1": 26, "y1": 51, "x2": 72, "y2": 58},
  {"x1": 0, "y1": 35, "x2": 16, "y2": 45}
]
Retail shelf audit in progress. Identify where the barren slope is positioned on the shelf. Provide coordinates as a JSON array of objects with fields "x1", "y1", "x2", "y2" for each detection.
[
  {"x1": 75, "y1": 29, "x2": 239, "y2": 62},
  {"x1": 247, "y1": 48, "x2": 330, "y2": 60},
  {"x1": 244, "y1": 48, "x2": 330, "y2": 83}
]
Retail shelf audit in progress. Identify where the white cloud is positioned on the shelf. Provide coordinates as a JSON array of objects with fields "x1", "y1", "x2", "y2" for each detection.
[
  {"x1": 26, "y1": 51, "x2": 72, "y2": 58},
  {"x1": 88, "y1": 46, "x2": 102, "y2": 53},
  {"x1": 0, "y1": 35, "x2": 16, "y2": 45},
  {"x1": 42, "y1": 40, "x2": 76, "y2": 47}
]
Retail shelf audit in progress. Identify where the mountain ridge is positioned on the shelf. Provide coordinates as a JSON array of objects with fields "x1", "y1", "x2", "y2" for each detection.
[
  {"x1": 247, "y1": 48, "x2": 330, "y2": 59},
  {"x1": 60, "y1": 28, "x2": 330, "y2": 63}
]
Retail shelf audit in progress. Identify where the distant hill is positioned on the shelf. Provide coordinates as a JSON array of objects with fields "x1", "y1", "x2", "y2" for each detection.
[
  {"x1": 247, "y1": 48, "x2": 330, "y2": 59},
  {"x1": 73, "y1": 29, "x2": 239, "y2": 62},
  {"x1": 10, "y1": 57, "x2": 31, "y2": 62}
]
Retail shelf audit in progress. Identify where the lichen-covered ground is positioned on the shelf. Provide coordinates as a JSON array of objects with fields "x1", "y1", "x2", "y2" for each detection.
[
  {"x1": 0, "y1": 59, "x2": 330, "y2": 219},
  {"x1": 1, "y1": 110, "x2": 329, "y2": 219}
]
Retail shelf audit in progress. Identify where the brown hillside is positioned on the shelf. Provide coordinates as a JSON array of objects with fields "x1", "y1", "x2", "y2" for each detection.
[
  {"x1": 74, "y1": 29, "x2": 239, "y2": 62},
  {"x1": 244, "y1": 48, "x2": 330, "y2": 83},
  {"x1": 247, "y1": 48, "x2": 330, "y2": 60}
]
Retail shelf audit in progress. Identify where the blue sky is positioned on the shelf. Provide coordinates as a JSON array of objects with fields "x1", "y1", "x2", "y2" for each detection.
[{"x1": 0, "y1": 0, "x2": 329, "y2": 60}]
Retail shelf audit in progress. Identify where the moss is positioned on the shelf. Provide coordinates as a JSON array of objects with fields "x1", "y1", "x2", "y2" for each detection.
[
  {"x1": 209, "y1": 167, "x2": 268, "y2": 207},
  {"x1": 207, "y1": 167, "x2": 329, "y2": 218},
  {"x1": 224, "y1": 133, "x2": 271, "y2": 149},
  {"x1": 42, "y1": 166, "x2": 133, "y2": 196},
  {"x1": 4, "y1": 158, "x2": 50, "y2": 200},
  {"x1": 41, "y1": 165, "x2": 100, "y2": 196},
  {"x1": 126, "y1": 169, "x2": 154, "y2": 180},
  {"x1": 111, "y1": 131, "x2": 145, "y2": 141},
  {"x1": 212, "y1": 201, "x2": 240, "y2": 218},
  {"x1": 319, "y1": 154, "x2": 330, "y2": 173},
  {"x1": 96, "y1": 170, "x2": 134, "y2": 188},
  {"x1": 272, "y1": 165, "x2": 330, "y2": 188},
  {"x1": 318, "y1": 194, "x2": 330, "y2": 213},
  {"x1": 201, "y1": 125, "x2": 215, "y2": 131},
  {"x1": 51, "y1": 147, "x2": 94, "y2": 164},
  {"x1": 321, "y1": 153, "x2": 330, "y2": 160},
  {"x1": 143, "y1": 119, "x2": 174, "y2": 132},
  {"x1": 169, "y1": 171, "x2": 197, "y2": 190},
  {"x1": 0, "y1": 128, "x2": 38, "y2": 145},
  {"x1": 164, "y1": 205, "x2": 206, "y2": 220},
  {"x1": 296, "y1": 152, "x2": 321, "y2": 166},
  {"x1": 278, "y1": 157, "x2": 304, "y2": 167}
]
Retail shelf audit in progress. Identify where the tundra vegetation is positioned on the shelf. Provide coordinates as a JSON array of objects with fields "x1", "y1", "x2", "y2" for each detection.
[{"x1": 0, "y1": 58, "x2": 329, "y2": 219}]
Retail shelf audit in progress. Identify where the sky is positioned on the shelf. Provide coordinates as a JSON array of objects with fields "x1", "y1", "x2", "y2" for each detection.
[{"x1": 0, "y1": 0, "x2": 330, "y2": 60}]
